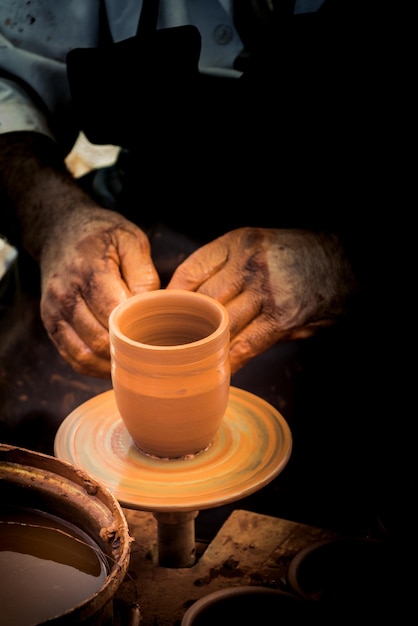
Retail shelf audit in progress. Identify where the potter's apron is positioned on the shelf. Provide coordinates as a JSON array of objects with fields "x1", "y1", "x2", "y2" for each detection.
[
  {"x1": 66, "y1": 0, "x2": 205, "y2": 150},
  {"x1": 66, "y1": 0, "x2": 247, "y2": 237},
  {"x1": 65, "y1": 0, "x2": 380, "y2": 236}
]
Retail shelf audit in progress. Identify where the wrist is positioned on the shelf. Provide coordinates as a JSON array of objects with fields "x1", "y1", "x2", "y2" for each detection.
[{"x1": 0, "y1": 131, "x2": 97, "y2": 260}]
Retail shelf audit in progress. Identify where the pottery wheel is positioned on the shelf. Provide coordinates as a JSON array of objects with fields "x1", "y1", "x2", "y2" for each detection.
[{"x1": 54, "y1": 386, "x2": 292, "y2": 512}]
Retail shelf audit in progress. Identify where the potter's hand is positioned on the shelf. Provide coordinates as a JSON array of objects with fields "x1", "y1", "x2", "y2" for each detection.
[
  {"x1": 39, "y1": 207, "x2": 160, "y2": 378},
  {"x1": 167, "y1": 228, "x2": 357, "y2": 374},
  {"x1": 0, "y1": 132, "x2": 160, "y2": 378}
]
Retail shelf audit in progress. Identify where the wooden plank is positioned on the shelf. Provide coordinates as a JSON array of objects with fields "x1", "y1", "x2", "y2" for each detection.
[{"x1": 113, "y1": 508, "x2": 341, "y2": 626}]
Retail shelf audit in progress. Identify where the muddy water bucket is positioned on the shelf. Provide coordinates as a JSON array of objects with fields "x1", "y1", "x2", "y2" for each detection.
[{"x1": 0, "y1": 444, "x2": 132, "y2": 626}]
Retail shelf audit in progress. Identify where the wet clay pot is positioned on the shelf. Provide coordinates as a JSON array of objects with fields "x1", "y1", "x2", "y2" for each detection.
[
  {"x1": 109, "y1": 289, "x2": 231, "y2": 459},
  {"x1": 287, "y1": 537, "x2": 405, "y2": 622},
  {"x1": 181, "y1": 586, "x2": 313, "y2": 626},
  {"x1": 0, "y1": 443, "x2": 132, "y2": 626}
]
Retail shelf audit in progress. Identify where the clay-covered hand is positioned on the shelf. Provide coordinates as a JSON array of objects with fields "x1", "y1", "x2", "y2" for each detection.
[
  {"x1": 39, "y1": 207, "x2": 160, "y2": 378},
  {"x1": 167, "y1": 228, "x2": 357, "y2": 374}
]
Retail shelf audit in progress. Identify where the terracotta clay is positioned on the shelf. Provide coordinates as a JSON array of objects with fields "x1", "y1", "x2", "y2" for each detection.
[{"x1": 109, "y1": 289, "x2": 231, "y2": 459}]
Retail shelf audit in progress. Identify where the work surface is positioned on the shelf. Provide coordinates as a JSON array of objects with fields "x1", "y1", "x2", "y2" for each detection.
[{"x1": 113, "y1": 508, "x2": 341, "y2": 626}]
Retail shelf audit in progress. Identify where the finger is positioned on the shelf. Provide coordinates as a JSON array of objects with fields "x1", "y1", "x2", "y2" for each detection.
[
  {"x1": 169, "y1": 253, "x2": 245, "y2": 306},
  {"x1": 45, "y1": 316, "x2": 111, "y2": 378},
  {"x1": 80, "y1": 270, "x2": 132, "y2": 328},
  {"x1": 41, "y1": 285, "x2": 111, "y2": 367},
  {"x1": 42, "y1": 259, "x2": 132, "y2": 332},
  {"x1": 64, "y1": 295, "x2": 111, "y2": 358},
  {"x1": 167, "y1": 242, "x2": 228, "y2": 291},
  {"x1": 229, "y1": 317, "x2": 280, "y2": 374},
  {"x1": 78, "y1": 245, "x2": 159, "y2": 329},
  {"x1": 118, "y1": 236, "x2": 160, "y2": 293},
  {"x1": 222, "y1": 290, "x2": 263, "y2": 338},
  {"x1": 195, "y1": 273, "x2": 243, "y2": 306}
]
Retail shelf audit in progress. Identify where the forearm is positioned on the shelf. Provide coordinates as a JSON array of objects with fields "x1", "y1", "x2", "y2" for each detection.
[{"x1": 0, "y1": 131, "x2": 97, "y2": 261}]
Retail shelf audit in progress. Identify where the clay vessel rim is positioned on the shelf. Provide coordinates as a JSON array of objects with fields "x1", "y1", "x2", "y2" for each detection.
[{"x1": 109, "y1": 289, "x2": 229, "y2": 350}]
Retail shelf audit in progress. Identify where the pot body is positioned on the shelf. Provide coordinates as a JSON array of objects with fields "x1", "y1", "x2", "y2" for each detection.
[{"x1": 109, "y1": 289, "x2": 230, "y2": 458}]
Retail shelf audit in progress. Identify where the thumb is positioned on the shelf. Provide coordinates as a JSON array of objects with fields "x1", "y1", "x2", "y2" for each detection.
[{"x1": 119, "y1": 238, "x2": 161, "y2": 294}]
